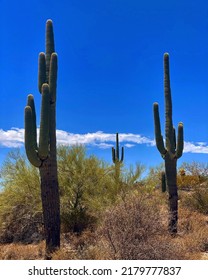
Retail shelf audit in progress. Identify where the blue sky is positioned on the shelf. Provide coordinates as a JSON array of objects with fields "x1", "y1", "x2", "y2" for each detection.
[{"x1": 0, "y1": 0, "x2": 208, "y2": 170}]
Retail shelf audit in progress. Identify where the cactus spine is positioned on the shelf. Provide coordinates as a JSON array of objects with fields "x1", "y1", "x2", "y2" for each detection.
[
  {"x1": 24, "y1": 20, "x2": 60, "y2": 256},
  {"x1": 112, "y1": 133, "x2": 124, "y2": 185},
  {"x1": 153, "y1": 53, "x2": 184, "y2": 234}
]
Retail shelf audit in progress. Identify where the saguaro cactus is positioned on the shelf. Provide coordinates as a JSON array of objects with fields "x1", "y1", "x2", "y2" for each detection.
[
  {"x1": 112, "y1": 133, "x2": 124, "y2": 164},
  {"x1": 24, "y1": 19, "x2": 60, "y2": 256},
  {"x1": 112, "y1": 133, "x2": 124, "y2": 185},
  {"x1": 153, "y1": 53, "x2": 184, "y2": 234}
]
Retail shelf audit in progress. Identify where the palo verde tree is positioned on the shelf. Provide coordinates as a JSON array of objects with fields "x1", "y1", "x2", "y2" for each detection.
[
  {"x1": 153, "y1": 53, "x2": 184, "y2": 234},
  {"x1": 24, "y1": 20, "x2": 60, "y2": 256}
]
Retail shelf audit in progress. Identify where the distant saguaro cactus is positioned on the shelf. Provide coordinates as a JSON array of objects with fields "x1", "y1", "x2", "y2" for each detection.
[
  {"x1": 112, "y1": 133, "x2": 124, "y2": 164},
  {"x1": 112, "y1": 133, "x2": 124, "y2": 185},
  {"x1": 153, "y1": 53, "x2": 184, "y2": 234},
  {"x1": 24, "y1": 20, "x2": 60, "y2": 256}
]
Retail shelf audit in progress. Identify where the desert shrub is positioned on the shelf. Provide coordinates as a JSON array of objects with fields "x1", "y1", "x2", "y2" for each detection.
[
  {"x1": 51, "y1": 230, "x2": 101, "y2": 260},
  {"x1": 0, "y1": 146, "x2": 116, "y2": 240},
  {"x1": 99, "y1": 191, "x2": 186, "y2": 260},
  {"x1": 178, "y1": 162, "x2": 208, "y2": 189},
  {"x1": 177, "y1": 208, "x2": 208, "y2": 256},
  {"x1": 0, "y1": 150, "x2": 43, "y2": 243},
  {"x1": 58, "y1": 145, "x2": 116, "y2": 232},
  {"x1": 181, "y1": 183, "x2": 208, "y2": 214},
  {"x1": 0, "y1": 204, "x2": 43, "y2": 244},
  {"x1": 144, "y1": 163, "x2": 165, "y2": 191},
  {"x1": 177, "y1": 174, "x2": 201, "y2": 190},
  {"x1": 177, "y1": 162, "x2": 208, "y2": 214},
  {"x1": 0, "y1": 242, "x2": 45, "y2": 260},
  {"x1": 120, "y1": 163, "x2": 146, "y2": 191},
  {"x1": 179, "y1": 162, "x2": 208, "y2": 178}
]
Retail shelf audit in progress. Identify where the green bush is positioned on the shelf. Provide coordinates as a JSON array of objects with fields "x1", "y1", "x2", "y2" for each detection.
[
  {"x1": 143, "y1": 163, "x2": 165, "y2": 191},
  {"x1": 0, "y1": 150, "x2": 43, "y2": 243},
  {"x1": 181, "y1": 184, "x2": 208, "y2": 214},
  {"x1": 58, "y1": 145, "x2": 118, "y2": 232},
  {"x1": 0, "y1": 146, "x2": 119, "y2": 240}
]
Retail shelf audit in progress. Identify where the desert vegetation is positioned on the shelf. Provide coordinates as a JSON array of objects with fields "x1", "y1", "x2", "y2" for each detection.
[
  {"x1": 0, "y1": 19, "x2": 208, "y2": 260},
  {"x1": 0, "y1": 146, "x2": 208, "y2": 260}
]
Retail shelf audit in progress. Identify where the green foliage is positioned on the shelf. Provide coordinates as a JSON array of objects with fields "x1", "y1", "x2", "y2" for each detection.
[
  {"x1": 0, "y1": 150, "x2": 43, "y2": 243},
  {"x1": 178, "y1": 162, "x2": 208, "y2": 214},
  {"x1": 0, "y1": 147, "x2": 119, "y2": 237},
  {"x1": 179, "y1": 162, "x2": 208, "y2": 179},
  {"x1": 181, "y1": 184, "x2": 208, "y2": 214},
  {"x1": 58, "y1": 145, "x2": 117, "y2": 232},
  {"x1": 177, "y1": 162, "x2": 208, "y2": 190},
  {"x1": 0, "y1": 145, "x2": 150, "y2": 240},
  {"x1": 143, "y1": 163, "x2": 165, "y2": 190},
  {"x1": 122, "y1": 163, "x2": 145, "y2": 185},
  {"x1": 118, "y1": 162, "x2": 146, "y2": 196}
]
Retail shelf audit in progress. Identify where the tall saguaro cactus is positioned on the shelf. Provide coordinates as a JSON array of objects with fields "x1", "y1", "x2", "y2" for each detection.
[
  {"x1": 24, "y1": 19, "x2": 60, "y2": 256},
  {"x1": 153, "y1": 53, "x2": 184, "y2": 234},
  {"x1": 112, "y1": 133, "x2": 124, "y2": 185}
]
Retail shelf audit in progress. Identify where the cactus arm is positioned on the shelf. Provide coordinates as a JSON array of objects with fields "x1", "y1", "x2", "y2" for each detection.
[
  {"x1": 164, "y1": 53, "x2": 175, "y2": 153},
  {"x1": 45, "y1": 19, "x2": 55, "y2": 82},
  {"x1": 24, "y1": 106, "x2": 42, "y2": 167},
  {"x1": 26, "y1": 94, "x2": 37, "y2": 145},
  {"x1": 49, "y1": 53, "x2": 58, "y2": 103},
  {"x1": 38, "y1": 84, "x2": 50, "y2": 160},
  {"x1": 112, "y1": 147, "x2": 116, "y2": 163},
  {"x1": 153, "y1": 102, "x2": 166, "y2": 155},
  {"x1": 116, "y1": 133, "x2": 119, "y2": 160},
  {"x1": 38, "y1": 52, "x2": 46, "y2": 93},
  {"x1": 173, "y1": 127, "x2": 176, "y2": 150},
  {"x1": 175, "y1": 122, "x2": 184, "y2": 159}
]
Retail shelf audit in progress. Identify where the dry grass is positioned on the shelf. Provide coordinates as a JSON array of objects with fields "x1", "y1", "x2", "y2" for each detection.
[
  {"x1": 175, "y1": 208, "x2": 208, "y2": 259},
  {"x1": 0, "y1": 242, "x2": 45, "y2": 260},
  {"x1": 0, "y1": 192, "x2": 208, "y2": 260},
  {"x1": 97, "y1": 192, "x2": 188, "y2": 260},
  {"x1": 53, "y1": 193, "x2": 208, "y2": 260}
]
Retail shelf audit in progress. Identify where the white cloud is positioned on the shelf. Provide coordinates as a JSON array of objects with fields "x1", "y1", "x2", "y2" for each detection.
[
  {"x1": 124, "y1": 143, "x2": 136, "y2": 148},
  {"x1": 184, "y1": 141, "x2": 208, "y2": 154},
  {"x1": 0, "y1": 128, "x2": 24, "y2": 148},
  {"x1": 0, "y1": 128, "x2": 208, "y2": 154}
]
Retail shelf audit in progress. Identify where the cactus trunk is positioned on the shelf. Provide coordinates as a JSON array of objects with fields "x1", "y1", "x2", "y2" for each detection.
[
  {"x1": 161, "y1": 171, "x2": 166, "y2": 193},
  {"x1": 112, "y1": 133, "x2": 124, "y2": 186},
  {"x1": 165, "y1": 155, "x2": 178, "y2": 233},
  {"x1": 40, "y1": 101, "x2": 60, "y2": 255},
  {"x1": 40, "y1": 158, "x2": 60, "y2": 253}
]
